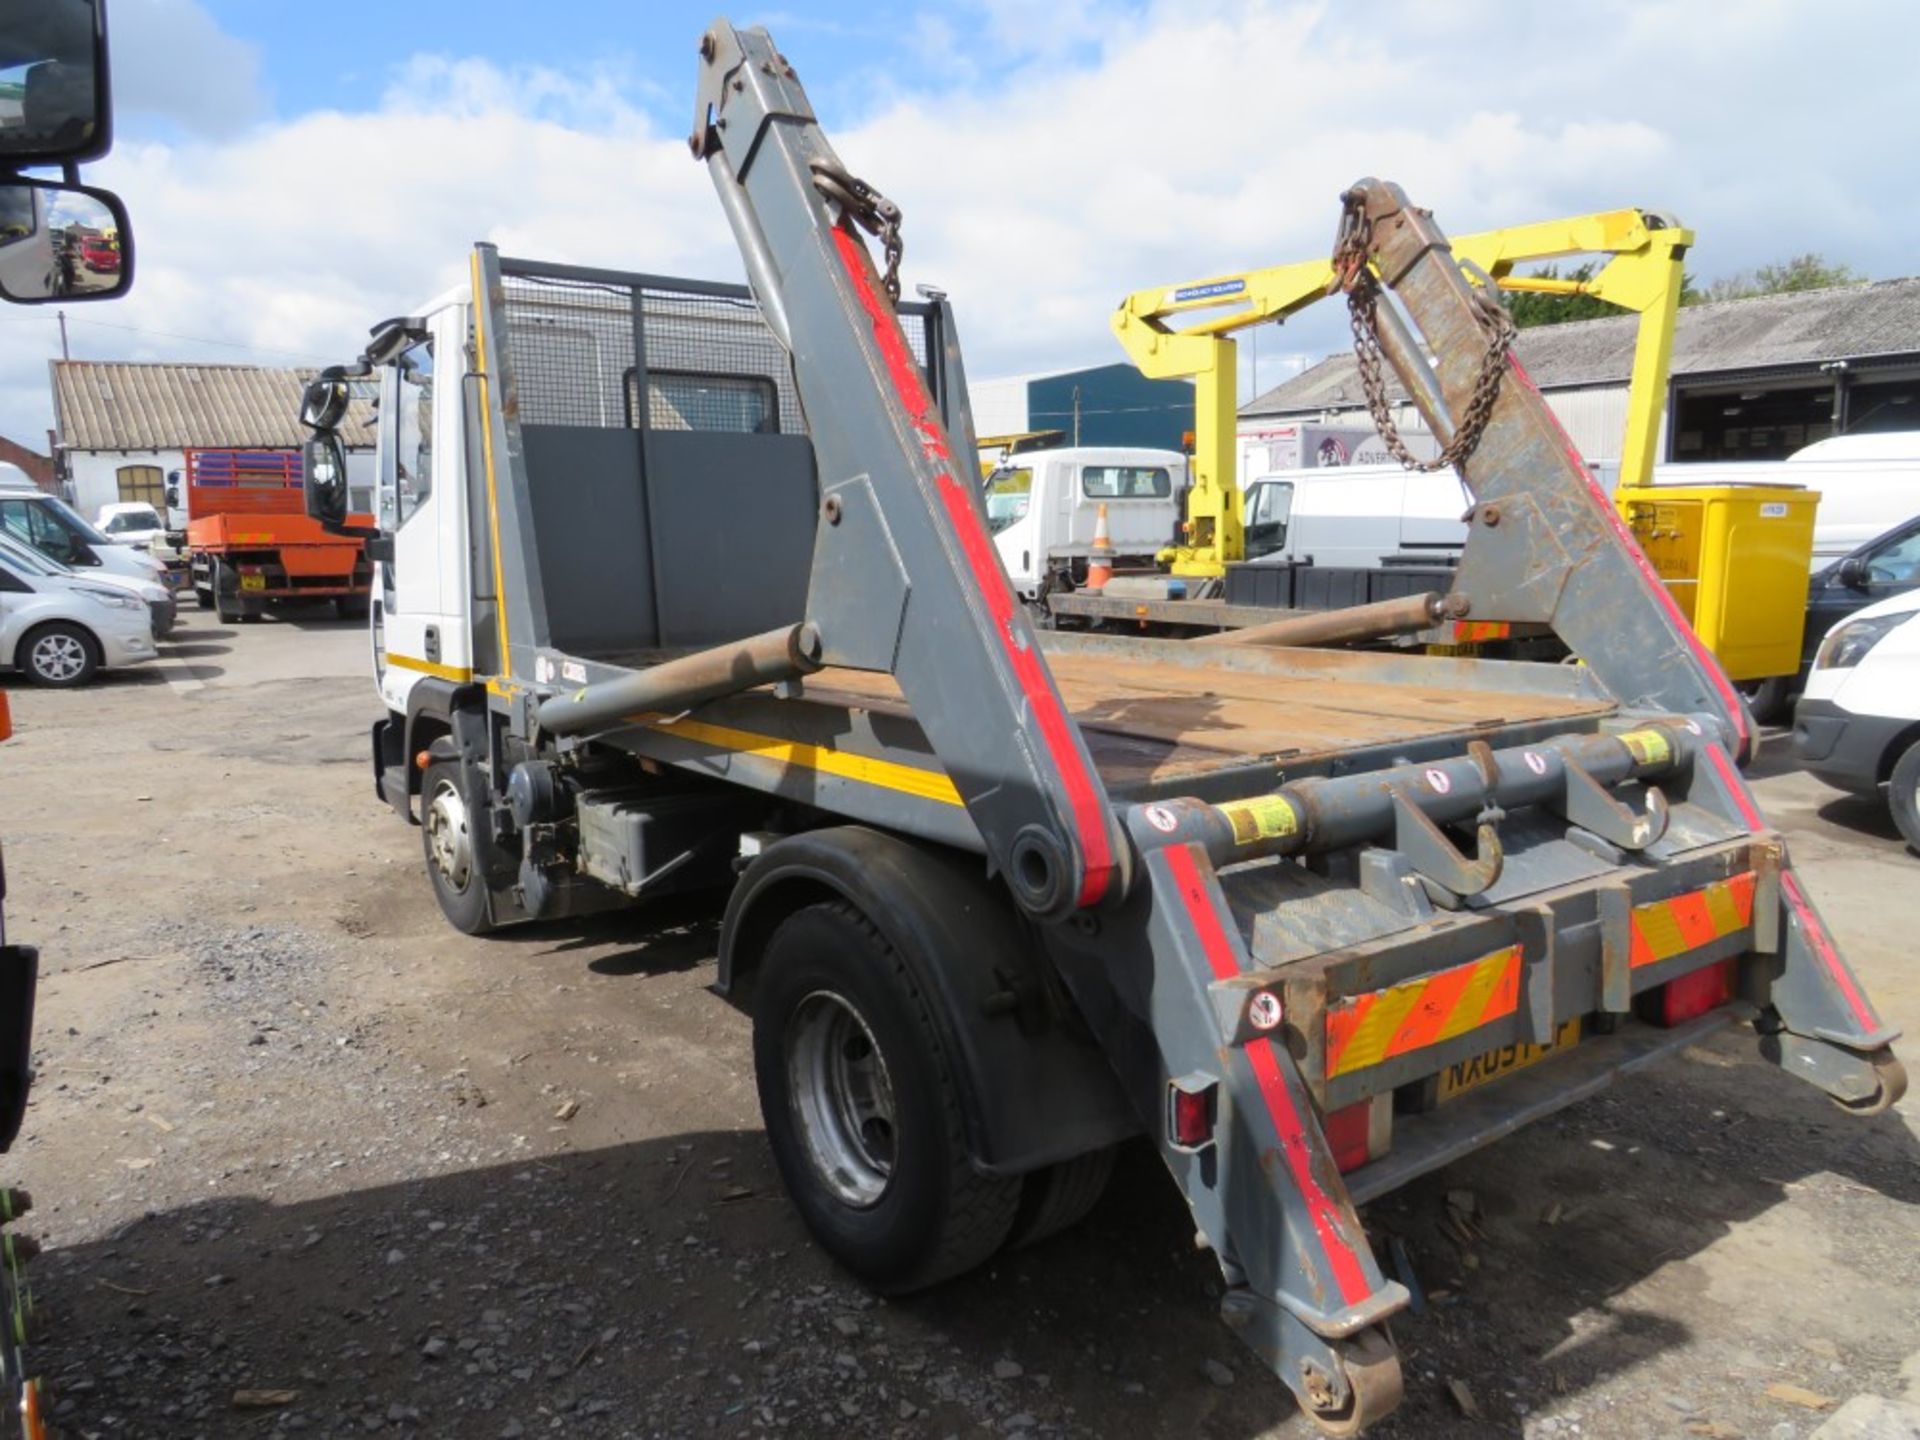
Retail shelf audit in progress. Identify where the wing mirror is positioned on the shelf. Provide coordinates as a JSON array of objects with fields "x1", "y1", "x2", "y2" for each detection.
[
  {"x1": 1836, "y1": 555, "x2": 1871, "y2": 590},
  {"x1": 0, "y1": 2, "x2": 113, "y2": 167},
  {"x1": 300, "y1": 371, "x2": 353, "y2": 432},
  {"x1": 0, "y1": 177, "x2": 131, "y2": 303}
]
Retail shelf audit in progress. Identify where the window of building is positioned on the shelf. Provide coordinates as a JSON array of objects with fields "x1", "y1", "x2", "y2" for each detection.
[{"x1": 115, "y1": 463, "x2": 164, "y2": 506}]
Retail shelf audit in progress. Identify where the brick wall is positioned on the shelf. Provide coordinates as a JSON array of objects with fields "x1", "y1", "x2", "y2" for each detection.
[{"x1": 0, "y1": 434, "x2": 55, "y2": 491}]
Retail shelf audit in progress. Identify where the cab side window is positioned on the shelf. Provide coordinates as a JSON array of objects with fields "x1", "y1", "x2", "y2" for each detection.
[
  {"x1": 1868, "y1": 528, "x2": 1920, "y2": 585},
  {"x1": 394, "y1": 340, "x2": 434, "y2": 527}
]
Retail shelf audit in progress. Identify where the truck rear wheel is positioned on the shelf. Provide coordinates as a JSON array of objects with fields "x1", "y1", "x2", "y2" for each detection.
[
  {"x1": 421, "y1": 761, "x2": 495, "y2": 935},
  {"x1": 752, "y1": 901, "x2": 1019, "y2": 1294},
  {"x1": 209, "y1": 559, "x2": 238, "y2": 624}
]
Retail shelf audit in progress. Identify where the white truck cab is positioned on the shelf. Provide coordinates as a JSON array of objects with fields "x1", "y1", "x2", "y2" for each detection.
[
  {"x1": 1792, "y1": 586, "x2": 1920, "y2": 853},
  {"x1": 364, "y1": 290, "x2": 473, "y2": 720},
  {"x1": 984, "y1": 446, "x2": 1185, "y2": 598}
]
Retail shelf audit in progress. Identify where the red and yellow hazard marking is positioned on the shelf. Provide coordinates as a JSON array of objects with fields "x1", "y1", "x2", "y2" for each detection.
[
  {"x1": 1629, "y1": 872, "x2": 1755, "y2": 969},
  {"x1": 1325, "y1": 945, "x2": 1522, "y2": 1080}
]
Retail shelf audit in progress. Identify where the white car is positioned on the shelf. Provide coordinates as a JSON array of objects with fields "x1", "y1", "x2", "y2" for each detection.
[
  {"x1": 0, "y1": 471, "x2": 174, "y2": 592},
  {"x1": 95, "y1": 501, "x2": 166, "y2": 548},
  {"x1": 0, "y1": 529, "x2": 159, "y2": 686},
  {"x1": 1792, "y1": 586, "x2": 1920, "y2": 853}
]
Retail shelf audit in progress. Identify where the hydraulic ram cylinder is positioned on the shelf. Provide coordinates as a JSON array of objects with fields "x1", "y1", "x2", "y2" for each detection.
[{"x1": 537, "y1": 623, "x2": 823, "y2": 737}]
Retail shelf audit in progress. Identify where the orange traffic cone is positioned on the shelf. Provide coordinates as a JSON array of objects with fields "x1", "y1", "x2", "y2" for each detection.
[{"x1": 1086, "y1": 503, "x2": 1115, "y2": 591}]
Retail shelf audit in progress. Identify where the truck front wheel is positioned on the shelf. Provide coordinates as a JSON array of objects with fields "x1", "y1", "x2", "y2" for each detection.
[
  {"x1": 752, "y1": 901, "x2": 1019, "y2": 1294},
  {"x1": 1890, "y1": 739, "x2": 1920, "y2": 856},
  {"x1": 421, "y1": 761, "x2": 495, "y2": 935}
]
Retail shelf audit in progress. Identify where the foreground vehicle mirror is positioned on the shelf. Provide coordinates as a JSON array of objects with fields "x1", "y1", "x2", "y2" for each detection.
[
  {"x1": 304, "y1": 433, "x2": 349, "y2": 528},
  {"x1": 0, "y1": 178, "x2": 130, "y2": 302},
  {"x1": 0, "y1": 0, "x2": 112, "y2": 166},
  {"x1": 300, "y1": 372, "x2": 353, "y2": 431}
]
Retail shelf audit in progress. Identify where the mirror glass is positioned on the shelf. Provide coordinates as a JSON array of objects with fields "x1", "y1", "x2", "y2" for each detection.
[
  {"x1": 0, "y1": 0, "x2": 105, "y2": 162},
  {"x1": 304, "y1": 434, "x2": 348, "y2": 528},
  {"x1": 301, "y1": 374, "x2": 351, "y2": 431},
  {"x1": 0, "y1": 182, "x2": 128, "y2": 302}
]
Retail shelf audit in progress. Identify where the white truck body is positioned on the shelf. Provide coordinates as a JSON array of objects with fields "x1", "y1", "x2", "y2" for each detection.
[{"x1": 986, "y1": 446, "x2": 1186, "y2": 598}]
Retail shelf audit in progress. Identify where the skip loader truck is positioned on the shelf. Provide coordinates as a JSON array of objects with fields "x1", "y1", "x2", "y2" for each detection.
[{"x1": 299, "y1": 19, "x2": 1904, "y2": 1433}]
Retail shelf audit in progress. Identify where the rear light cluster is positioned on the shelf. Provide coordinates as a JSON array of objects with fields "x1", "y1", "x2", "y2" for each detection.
[
  {"x1": 1324, "y1": 1093, "x2": 1392, "y2": 1174},
  {"x1": 1647, "y1": 958, "x2": 1736, "y2": 1028}
]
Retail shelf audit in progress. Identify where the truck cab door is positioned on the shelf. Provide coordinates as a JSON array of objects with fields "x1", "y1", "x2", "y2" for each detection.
[
  {"x1": 375, "y1": 306, "x2": 471, "y2": 710},
  {"x1": 1243, "y1": 479, "x2": 1293, "y2": 563}
]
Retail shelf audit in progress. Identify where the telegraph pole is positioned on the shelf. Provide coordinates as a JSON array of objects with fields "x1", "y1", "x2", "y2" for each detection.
[{"x1": 56, "y1": 310, "x2": 69, "y2": 360}]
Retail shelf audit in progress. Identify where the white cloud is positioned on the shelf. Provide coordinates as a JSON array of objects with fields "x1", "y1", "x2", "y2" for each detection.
[
  {"x1": 108, "y1": 0, "x2": 267, "y2": 136},
  {"x1": 4, "y1": 0, "x2": 1917, "y2": 451}
]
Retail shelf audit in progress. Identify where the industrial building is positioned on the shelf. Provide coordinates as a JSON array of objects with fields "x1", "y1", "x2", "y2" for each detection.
[
  {"x1": 1240, "y1": 276, "x2": 1920, "y2": 465},
  {"x1": 969, "y1": 361, "x2": 1193, "y2": 456},
  {"x1": 48, "y1": 360, "x2": 376, "y2": 518}
]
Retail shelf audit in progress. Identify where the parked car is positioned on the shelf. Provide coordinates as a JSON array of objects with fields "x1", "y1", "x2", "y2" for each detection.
[
  {"x1": 1742, "y1": 512, "x2": 1920, "y2": 721},
  {"x1": 0, "y1": 530, "x2": 160, "y2": 686},
  {"x1": 0, "y1": 531, "x2": 174, "y2": 641},
  {"x1": 94, "y1": 501, "x2": 165, "y2": 547},
  {"x1": 1793, "y1": 586, "x2": 1920, "y2": 853},
  {"x1": 0, "y1": 467, "x2": 173, "y2": 591}
]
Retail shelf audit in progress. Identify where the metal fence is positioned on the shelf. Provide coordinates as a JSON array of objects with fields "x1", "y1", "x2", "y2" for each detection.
[{"x1": 500, "y1": 262, "x2": 935, "y2": 438}]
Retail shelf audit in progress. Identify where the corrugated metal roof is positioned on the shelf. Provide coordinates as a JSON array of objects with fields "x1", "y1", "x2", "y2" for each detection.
[
  {"x1": 1242, "y1": 276, "x2": 1920, "y2": 417},
  {"x1": 51, "y1": 361, "x2": 378, "y2": 451}
]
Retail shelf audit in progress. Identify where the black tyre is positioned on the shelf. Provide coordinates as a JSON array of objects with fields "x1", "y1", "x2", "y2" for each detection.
[
  {"x1": 335, "y1": 594, "x2": 369, "y2": 622},
  {"x1": 752, "y1": 902, "x2": 1020, "y2": 1293},
  {"x1": 193, "y1": 587, "x2": 213, "y2": 611},
  {"x1": 421, "y1": 761, "x2": 494, "y2": 935},
  {"x1": 1005, "y1": 1144, "x2": 1116, "y2": 1250},
  {"x1": 1891, "y1": 739, "x2": 1920, "y2": 857},
  {"x1": 1738, "y1": 675, "x2": 1795, "y2": 726},
  {"x1": 209, "y1": 559, "x2": 238, "y2": 624},
  {"x1": 16, "y1": 622, "x2": 98, "y2": 687}
]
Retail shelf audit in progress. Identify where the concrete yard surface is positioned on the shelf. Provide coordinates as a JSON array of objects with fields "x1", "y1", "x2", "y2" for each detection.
[{"x1": 2, "y1": 614, "x2": 1915, "y2": 1438}]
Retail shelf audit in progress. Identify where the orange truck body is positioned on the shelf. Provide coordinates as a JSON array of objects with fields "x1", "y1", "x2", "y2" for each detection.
[{"x1": 183, "y1": 448, "x2": 373, "y2": 603}]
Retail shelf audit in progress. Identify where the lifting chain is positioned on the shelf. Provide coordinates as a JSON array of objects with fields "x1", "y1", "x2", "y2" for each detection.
[
  {"x1": 810, "y1": 157, "x2": 904, "y2": 305},
  {"x1": 1330, "y1": 194, "x2": 1516, "y2": 474}
]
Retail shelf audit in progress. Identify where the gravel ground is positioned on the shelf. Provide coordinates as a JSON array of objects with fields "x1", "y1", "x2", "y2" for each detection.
[{"x1": 3, "y1": 614, "x2": 1916, "y2": 1439}]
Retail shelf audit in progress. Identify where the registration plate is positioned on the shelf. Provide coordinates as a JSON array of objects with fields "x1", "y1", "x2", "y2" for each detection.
[
  {"x1": 1437, "y1": 1019, "x2": 1581, "y2": 1102},
  {"x1": 240, "y1": 574, "x2": 267, "y2": 591}
]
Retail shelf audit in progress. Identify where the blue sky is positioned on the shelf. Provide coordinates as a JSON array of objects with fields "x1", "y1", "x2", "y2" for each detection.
[{"x1": 3, "y1": 0, "x2": 1917, "y2": 451}]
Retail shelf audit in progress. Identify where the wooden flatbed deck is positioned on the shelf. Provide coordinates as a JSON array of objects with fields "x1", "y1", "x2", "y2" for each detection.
[{"x1": 800, "y1": 650, "x2": 1616, "y2": 788}]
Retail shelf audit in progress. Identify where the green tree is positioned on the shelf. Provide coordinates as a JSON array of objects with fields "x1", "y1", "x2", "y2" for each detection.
[
  {"x1": 1502, "y1": 262, "x2": 1704, "y2": 329},
  {"x1": 1697, "y1": 253, "x2": 1862, "y2": 304}
]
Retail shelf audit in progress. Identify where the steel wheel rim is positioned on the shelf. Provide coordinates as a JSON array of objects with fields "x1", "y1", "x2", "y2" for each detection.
[
  {"x1": 425, "y1": 778, "x2": 473, "y2": 892},
  {"x1": 30, "y1": 633, "x2": 86, "y2": 682},
  {"x1": 786, "y1": 990, "x2": 897, "y2": 1208}
]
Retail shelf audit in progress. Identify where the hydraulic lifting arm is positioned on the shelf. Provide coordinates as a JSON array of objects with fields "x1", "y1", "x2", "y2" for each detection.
[
  {"x1": 689, "y1": 20, "x2": 1128, "y2": 920},
  {"x1": 1111, "y1": 207, "x2": 1693, "y2": 577}
]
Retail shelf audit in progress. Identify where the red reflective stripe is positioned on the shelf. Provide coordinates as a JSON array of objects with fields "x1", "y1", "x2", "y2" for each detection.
[
  {"x1": 1780, "y1": 870, "x2": 1879, "y2": 1033},
  {"x1": 830, "y1": 227, "x2": 1113, "y2": 905},
  {"x1": 1507, "y1": 356, "x2": 1750, "y2": 756},
  {"x1": 1163, "y1": 846, "x2": 1371, "y2": 1307}
]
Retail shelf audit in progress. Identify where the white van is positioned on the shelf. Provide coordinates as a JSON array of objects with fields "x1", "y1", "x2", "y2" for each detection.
[
  {"x1": 0, "y1": 529, "x2": 160, "y2": 685},
  {"x1": 985, "y1": 446, "x2": 1185, "y2": 598},
  {"x1": 1792, "y1": 586, "x2": 1920, "y2": 853},
  {"x1": 0, "y1": 465, "x2": 174, "y2": 591},
  {"x1": 1241, "y1": 464, "x2": 1475, "y2": 569}
]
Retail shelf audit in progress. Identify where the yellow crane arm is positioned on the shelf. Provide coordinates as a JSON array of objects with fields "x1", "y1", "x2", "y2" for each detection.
[{"x1": 1111, "y1": 208, "x2": 1693, "y2": 578}]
